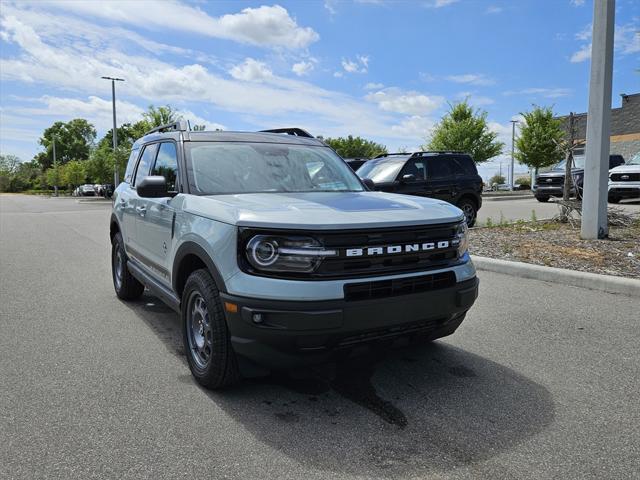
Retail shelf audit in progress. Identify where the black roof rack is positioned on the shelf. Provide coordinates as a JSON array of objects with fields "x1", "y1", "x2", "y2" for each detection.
[
  {"x1": 374, "y1": 150, "x2": 466, "y2": 159},
  {"x1": 145, "y1": 120, "x2": 188, "y2": 136},
  {"x1": 259, "y1": 128, "x2": 314, "y2": 138}
]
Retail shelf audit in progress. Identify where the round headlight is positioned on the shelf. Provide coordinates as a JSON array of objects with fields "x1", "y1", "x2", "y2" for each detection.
[{"x1": 247, "y1": 237, "x2": 279, "y2": 267}]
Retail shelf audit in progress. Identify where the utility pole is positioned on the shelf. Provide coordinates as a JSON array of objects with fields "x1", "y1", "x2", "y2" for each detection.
[
  {"x1": 510, "y1": 120, "x2": 518, "y2": 191},
  {"x1": 101, "y1": 76, "x2": 125, "y2": 186},
  {"x1": 581, "y1": 0, "x2": 615, "y2": 239},
  {"x1": 52, "y1": 135, "x2": 58, "y2": 197}
]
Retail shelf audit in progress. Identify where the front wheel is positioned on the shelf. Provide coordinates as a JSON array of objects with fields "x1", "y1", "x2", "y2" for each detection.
[
  {"x1": 182, "y1": 269, "x2": 240, "y2": 390},
  {"x1": 608, "y1": 196, "x2": 621, "y2": 204},
  {"x1": 535, "y1": 196, "x2": 549, "y2": 203},
  {"x1": 457, "y1": 199, "x2": 477, "y2": 227}
]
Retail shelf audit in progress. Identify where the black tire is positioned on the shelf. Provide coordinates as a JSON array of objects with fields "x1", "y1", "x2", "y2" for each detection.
[
  {"x1": 535, "y1": 196, "x2": 549, "y2": 203},
  {"x1": 182, "y1": 269, "x2": 240, "y2": 390},
  {"x1": 111, "y1": 232, "x2": 144, "y2": 300},
  {"x1": 457, "y1": 198, "x2": 477, "y2": 227},
  {"x1": 608, "y1": 196, "x2": 620, "y2": 204}
]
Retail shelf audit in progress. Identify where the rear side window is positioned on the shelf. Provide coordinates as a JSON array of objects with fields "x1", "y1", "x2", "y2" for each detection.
[
  {"x1": 427, "y1": 157, "x2": 453, "y2": 179},
  {"x1": 453, "y1": 156, "x2": 477, "y2": 176},
  {"x1": 123, "y1": 147, "x2": 140, "y2": 184},
  {"x1": 152, "y1": 142, "x2": 178, "y2": 191},
  {"x1": 133, "y1": 143, "x2": 159, "y2": 187}
]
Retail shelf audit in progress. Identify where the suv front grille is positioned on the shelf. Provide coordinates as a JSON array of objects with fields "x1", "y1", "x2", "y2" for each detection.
[
  {"x1": 239, "y1": 223, "x2": 462, "y2": 280},
  {"x1": 313, "y1": 223, "x2": 460, "y2": 278},
  {"x1": 537, "y1": 176, "x2": 563, "y2": 185},
  {"x1": 344, "y1": 271, "x2": 456, "y2": 301},
  {"x1": 611, "y1": 173, "x2": 640, "y2": 182}
]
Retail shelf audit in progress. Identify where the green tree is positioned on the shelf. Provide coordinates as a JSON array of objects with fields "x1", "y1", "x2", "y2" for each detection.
[
  {"x1": 143, "y1": 105, "x2": 180, "y2": 128},
  {"x1": 489, "y1": 173, "x2": 506, "y2": 186},
  {"x1": 0, "y1": 154, "x2": 20, "y2": 191},
  {"x1": 38, "y1": 119, "x2": 97, "y2": 168},
  {"x1": 323, "y1": 135, "x2": 387, "y2": 158},
  {"x1": 45, "y1": 165, "x2": 63, "y2": 190},
  {"x1": 426, "y1": 100, "x2": 504, "y2": 163},
  {"x1": 514, "y1": 106, "x2": 565, "y2": 172},
  {"x1": 63, "y1": 160, "x2": 86, "y2": 187}
]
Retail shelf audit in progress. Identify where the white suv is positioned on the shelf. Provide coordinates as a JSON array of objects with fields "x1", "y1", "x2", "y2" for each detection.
[{"x1": 609, "y1": 152, "x2": 640, "y2": 203}]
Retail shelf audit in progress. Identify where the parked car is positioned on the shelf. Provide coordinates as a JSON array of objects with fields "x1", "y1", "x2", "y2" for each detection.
[
  {"x1": 344, "y1": 158, "x2": 369, "y2": 171},
  {"x1": 356, "y1": 151, "x2": 483, "y2": 227},
  {"x1": 534, "y1": 154, "x2": 625, "y2": 202},
  {"x1": 110, "y1": 122, "x2": 478, "y2": 390},
  {"x1": 78, "y1": 184, "x2": 96, "y2": 196},
  {"x1": 608, "y1": 152, "x2": 640, "y2": 203},
  {"x1": 102, "y1": 184, "x2": 114, "y2": 198}
]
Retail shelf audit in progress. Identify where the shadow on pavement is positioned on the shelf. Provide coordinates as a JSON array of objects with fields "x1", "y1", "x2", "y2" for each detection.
[{"x1": 128, "y1": 293, "x2": 555, "y2": 478}]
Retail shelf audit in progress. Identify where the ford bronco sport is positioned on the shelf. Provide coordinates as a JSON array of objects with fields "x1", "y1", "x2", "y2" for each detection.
[{"x1": 110, "y1": 121, "x2": 479, "y2": 389}]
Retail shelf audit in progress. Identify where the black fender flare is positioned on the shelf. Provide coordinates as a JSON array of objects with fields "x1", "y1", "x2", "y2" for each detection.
[{"x1": 172, "y1": 241, "x2": 227, "y2": 295}]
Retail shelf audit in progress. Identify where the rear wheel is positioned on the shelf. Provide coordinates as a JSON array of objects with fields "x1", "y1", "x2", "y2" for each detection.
[
  {"x1": 535, "y1": 196, "x2": 549, "y2": 203},
  {"x1": 182, "y1": 269, "x2": 240, "y2": 390},
  {"x1": 111, "y1": 232, "x2": 144, "y2": 300},
  {"x1": 457, "y1": 198, "x2": 477, "y2": 227}
]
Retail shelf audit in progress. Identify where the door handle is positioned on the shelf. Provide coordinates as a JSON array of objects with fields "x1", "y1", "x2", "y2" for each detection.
[{"x1": 136, "y1": 206, "x2": 147, "y2": 217}]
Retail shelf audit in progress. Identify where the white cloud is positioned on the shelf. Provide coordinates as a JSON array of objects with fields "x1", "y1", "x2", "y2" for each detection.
[
  {"x1": 425, "y1": 0, "x2": 460, "y2": 8},
  {"x1": 570, "y1": 0, "x2": 585, "y2": 6},
  {"x1": 341, "y1": 55, "x2": 369, "y2": 74},
  {"x1": 364, "y1": 82, "x2": 384, "y2": 90},
  {"x1": 324, "y1": 0, "x2": 337, "y2": 15},
  {"x1": 0, "y1": 9, "x2": 438, "y2": 159},
  {"x1": 486, "y1": 6, "x2": 503, "y2": 14},
  {"x1": 41, "y1": 2, "x2": 319, "y2": 49},
  {"x1": 229, "y1": 58, "x2": 273, "y2": 82},
  {"x1": 570, "y1": 22, "x2": 640, "y2": 63},
  {"x1": 570, "y1": 44, "x2": 592, "y2": 63},
  {"x1": 366, "y1": 88, "x2": 444, "y2": 115},
  {"x1": 292, "y1": 60, "x2": 315, "y2": 76},
  {"x1": 504, "y1": 87, "x2": 572, "y2": 98},
  {"x1": 455, "y1": 92, "x2": 494, "y2": 106},
  {"x1": 446, "y1": 73, "x2": 495, "y2": 86},
  {"x1": 390, "y1": 115, "x2": 435, "y2": 138},
  {"x1": 333, "y1": 71, "x2": 344, "y2": 78}
]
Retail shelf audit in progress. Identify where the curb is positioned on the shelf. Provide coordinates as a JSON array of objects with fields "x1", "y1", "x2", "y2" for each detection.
[
  {"x1": 483, "y1": 195, "x2": 533, "y2": 202},
  {"x1": 471, "y1": 255, "x2": 640, "y2": 297}
]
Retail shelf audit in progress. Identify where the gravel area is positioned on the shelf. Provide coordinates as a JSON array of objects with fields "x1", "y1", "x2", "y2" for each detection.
[{"x1": 469, "y1": 220, "x2": 640, "y2": 279}]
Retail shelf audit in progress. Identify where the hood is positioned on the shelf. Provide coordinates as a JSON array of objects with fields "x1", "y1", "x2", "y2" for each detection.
[
  {"x1": 609, "y1": 164, "x2": 640, "y2": 173},
  {"x1": 182, "y1": 191, "x2": 464, "y2": 230},
  {"x1": 538, "y1": 168, "x2": 583, "y2": 178}
]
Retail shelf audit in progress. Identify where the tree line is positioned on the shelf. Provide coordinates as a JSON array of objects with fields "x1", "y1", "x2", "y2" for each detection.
[
  {"x1": 0, "y1": 105, "x2": 180, "y2": 193},
  {"x1": 1, "y1": 100, "x2": 566, "y2": 193}
]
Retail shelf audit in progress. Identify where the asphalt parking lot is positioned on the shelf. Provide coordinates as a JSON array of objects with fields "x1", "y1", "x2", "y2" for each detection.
[{"x1": 1, "y1": 194, "x2": 639, "y2": 480}]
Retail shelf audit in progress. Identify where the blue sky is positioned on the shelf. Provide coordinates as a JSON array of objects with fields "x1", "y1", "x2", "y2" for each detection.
[{"x1": 0, "y1": 0, "x2": 638, "y2": 180}]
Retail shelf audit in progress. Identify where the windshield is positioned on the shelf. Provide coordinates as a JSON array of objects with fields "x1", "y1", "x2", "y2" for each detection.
[
  {"x1": 554, "y1": 155, "x2": 586, "y2": 170},
  {"x1": 357, "y1": 158, "x2": 407, "y2": 183},
  {"x1": 628, "y1": 153, "x2": 640, "y2": 165},
  {"x1": 185, "y1": 142, "x2": 364, "y2": 195}
]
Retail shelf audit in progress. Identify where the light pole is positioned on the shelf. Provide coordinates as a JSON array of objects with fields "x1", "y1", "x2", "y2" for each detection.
[
  {"x1": 52, "y1": 135, "x2": 58, "y2": 197},
  {"x1": 101, "y1": 76, "x2": 124, "y2": 186},
  {"x1": 510, "y1": 120, "x2": 518, "y2": 191},
  {"x1": 581, "y1": 0, "x2": 615, "y2": 239}
]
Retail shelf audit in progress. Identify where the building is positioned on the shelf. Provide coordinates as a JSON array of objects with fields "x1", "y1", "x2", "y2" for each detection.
[{"x1": 559, "y1": 92, "x2": 640, "y2": 160}]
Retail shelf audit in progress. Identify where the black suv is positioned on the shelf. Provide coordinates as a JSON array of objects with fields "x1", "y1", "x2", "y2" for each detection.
[
  {"x1": 357, "y1": 152, "x2": 483, "y2": 227},
  {"x1": 534, "y1": 154, "x2": 625, "y2": 202}
]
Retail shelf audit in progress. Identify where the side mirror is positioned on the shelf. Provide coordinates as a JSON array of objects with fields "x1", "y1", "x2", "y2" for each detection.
[
  {"x1": 362, "y1": 178, "x2": 375, "y2": 190},
  {"x1": 401, "y1": 173, "x2": 416, "y2": 183},
  {"x1": 137, "y1": 176, "x2": 169, "y2": 198}
]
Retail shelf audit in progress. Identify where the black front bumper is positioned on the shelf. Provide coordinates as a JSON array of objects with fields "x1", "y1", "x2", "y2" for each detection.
[{"x1": 220, "y1": 277, "x2": 479, "y2": 368}]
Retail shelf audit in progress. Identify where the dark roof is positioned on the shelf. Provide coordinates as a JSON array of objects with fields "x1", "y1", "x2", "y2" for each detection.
[
  {"x1": 133, "y1": 130, "x2": 326, "y2": 149},
  {"x1": 559, "y1": 92, "x2": 640, "y2": 139}
]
